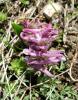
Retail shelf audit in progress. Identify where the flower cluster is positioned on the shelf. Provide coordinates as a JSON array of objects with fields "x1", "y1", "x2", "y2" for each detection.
[{"x1": 20, "y1": 19, "x2": 64, "y2": 77}]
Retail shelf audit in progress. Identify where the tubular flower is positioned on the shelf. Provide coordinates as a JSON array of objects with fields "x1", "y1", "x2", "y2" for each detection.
[{"x1": 20, "y1": 19, "x2": 65, "y2": 77}]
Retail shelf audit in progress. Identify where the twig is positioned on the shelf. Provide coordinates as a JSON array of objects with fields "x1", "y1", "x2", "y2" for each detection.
[
  {"x1": 69, "y1": 43, "x2": 78, "y2": 81},
  {"x1": 1, "y1": 49, "x2": 6, "y2": 82},
  {"x1": 20, "y1": 88, "x2": 27, "y2": 100},
  {"x1": 71, "y1": 0, "x2": 74, "y2": 10},
  {"x1": 14, "y1": 74, "x2": 28, "y2": 87},
  {"x1": 13, "y1": 76, "x2": 25, "y2": 99},
  {"x1": 29, "y1": 76, "x2": 31, "y2": 100},
  {"x1": 63, "y1": 4, "x2": 68, "y2": 44}
]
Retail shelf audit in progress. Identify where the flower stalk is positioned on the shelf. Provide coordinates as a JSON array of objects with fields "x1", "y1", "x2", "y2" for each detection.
[{"x1": 20, "y1": 19, "x2": 64, "y2": 77}]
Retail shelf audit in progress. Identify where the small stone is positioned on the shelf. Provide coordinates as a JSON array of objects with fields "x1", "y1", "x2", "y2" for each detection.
[{"x1": 43, "y1": 2, "x2": 62, "y2": 18}]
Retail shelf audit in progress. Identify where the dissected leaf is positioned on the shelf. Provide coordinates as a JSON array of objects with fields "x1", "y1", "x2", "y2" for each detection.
[
  {"x1": 0, "y1": 12, "x2": 7, "y2": 22},
  {"x1": 20, "y1": 0, "x2": 29, "y2": 5},
  {"x1": 10, "y1": 57, "x2": 26, "y2": 75}
]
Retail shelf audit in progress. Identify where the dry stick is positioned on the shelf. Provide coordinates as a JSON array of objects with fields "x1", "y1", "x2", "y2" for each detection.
[
  {"x1": 2, "y1": 44, "x2": 15, "y2": 99},
  {"x1": 0, "y1": 37, "x2": 19, "y2": 67},
  {"x1": 13, "y1": 76, "x2": 25, "y2": 99},
  {"x1": 1, "y1": 49, "x2": 6, "y2": 82},
  {"x1": 17, "y1": 0, "x2": 41, "y2": 21},
  {"x1": 71, "y1": 0, "x2": 74, "y2": 10},
  {"x1": 29, "y1": 76, "x2": 31, "y2": 100},
  {"x1": 6, "y1": 21, "x2": 12, "y2": 42},
  {"x1": 1, "y1": 47, "x2": 13, "y2": 99},
  {"x1": 4, "y1": 36, "x2": 19, "y2": 50},
  {"x1": 69, "y1": 43, "x2": 78, "y2": 81},
  {"x1": 14, "y1": 74, "x2": 28, "y2": 87},
  {"x1": 20, "y1": 88, "x2": 27, "y2": 100},
  {"x1": 0, "y1": 20, "x2": 14, "y2": 99},
  {"x1": 5, "y1": 44, "x2": 14, "y2": 63},
  {"x1": 0, "y1": 36, "x2": 18, "y2": 68},
  {"x1": 5, "y1": 65, "x2": 13, "y2": 100},
  {"x1": 63, "y1": 4, "x2": 68, "y2": 44},
  {"x1": 9, "y1": 35, "x2": 18, "y2": 44},
  {"x1": 20, "y1": 69, "x2": 69, "y2": 100},
  {"x1": 6, "y1": 21, "x2": 15, "y2": 98},
  {"x1": 0, "y1": 37, "x2": 18, "y2": 72},
  {"x1": 29, "y1": 3, "x2": 43, "y2": 22}
]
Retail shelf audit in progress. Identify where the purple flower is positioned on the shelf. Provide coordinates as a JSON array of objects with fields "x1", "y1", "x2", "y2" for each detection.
[{"x1": 20, "y1": 19, "x2": 65, "y2": 77}]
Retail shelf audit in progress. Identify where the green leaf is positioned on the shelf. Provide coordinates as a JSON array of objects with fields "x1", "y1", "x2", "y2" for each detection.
[
  {"x1": 0, "y1": 12, "x2": 7, "y2": 22},
  {"x1": 20, "y1": 0, "x2": 29, "y2": 5},
  {"x1": 14, "y1": 97, "x2": 20, "y2": 100},
  {"x1": 12, "y1": 22, "x2": 23, "y2": 36}
]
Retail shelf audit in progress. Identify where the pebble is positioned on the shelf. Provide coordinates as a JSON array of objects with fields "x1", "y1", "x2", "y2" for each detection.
[{"x1": 43, "y1": 2, "x2": 62, "y2": 18}]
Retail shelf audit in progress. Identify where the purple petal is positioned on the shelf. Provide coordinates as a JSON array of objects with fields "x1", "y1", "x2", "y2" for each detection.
[
  {"x1": 23, "y1": 48, "x2": 63, "y2": 57},
  {"x1": 22, "y1": 20, "x2": 30, "y2": 28},
  {"x1": 30, "y1": 45, "x2": 48, "y2": 51},
  {"x1": 27, "y1": 59, "x2": 57, "y2": 65},
  {"x1": 23, "y1": 28, "x2": 41, "y2": 34}
]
